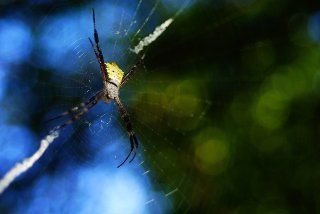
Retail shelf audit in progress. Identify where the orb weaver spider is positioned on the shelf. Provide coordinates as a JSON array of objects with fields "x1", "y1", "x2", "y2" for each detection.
[{"x1": 50, "y1": 9, "x2": 143, "y2": 168}]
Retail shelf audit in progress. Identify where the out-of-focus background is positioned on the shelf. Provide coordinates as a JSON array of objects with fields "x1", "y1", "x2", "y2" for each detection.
[{"x1": 0, "y1": 0, "x2": 320, "y2": 213}]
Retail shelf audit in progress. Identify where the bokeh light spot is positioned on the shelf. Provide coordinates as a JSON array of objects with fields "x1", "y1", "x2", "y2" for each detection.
[
  {"x1": 134, "y1": 76, "x2": 204, "y2": 131},
  {"x1": 0, "y1": 125, "x2": 36, "y2": 175},
  {"x1": 0, "y1": 19, "x2": 32, "y2": 64},
  {"x1": 196, "y1": 139, "x2": 228, "y2": 165},
  {"x1": 253, "y1": 90, "x2": 288, "y2": 130},
  {"x1": 38, "y1": 6, "x2": 119, "y2": 74},
  {"x1": 164, "y1": 80, "x2": 201, "y2": 117},
  {"x1": 0, "y1": 65, "x2": 8, "y2": 100},
  {"x1": 193, "y1": 127, "x2": 229, "y2": 174},
  {"x1": 18, "y1": 167, "x2": 154, "y2": 214},
  {"x1": 308, "y1": 11, "x2": 320, "y2": 43}
]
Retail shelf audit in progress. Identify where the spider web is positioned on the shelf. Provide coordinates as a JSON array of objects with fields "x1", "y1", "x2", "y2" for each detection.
[
  {"x1": 2, "y1": 1, "x2": 320, "y2": 213},
  {"x1": 0, "y1": 0, "x2": 210, "y2": 213}
]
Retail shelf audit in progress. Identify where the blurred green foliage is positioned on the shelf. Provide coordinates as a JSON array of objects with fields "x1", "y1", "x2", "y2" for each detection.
[{"x1": 133, "y1": 1, "x2": 320, "y2": 213}]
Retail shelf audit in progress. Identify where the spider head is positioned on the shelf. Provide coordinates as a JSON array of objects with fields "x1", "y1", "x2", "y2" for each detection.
[{"x1": 105, "y1": 62, "x2": 124, "y2": 86}]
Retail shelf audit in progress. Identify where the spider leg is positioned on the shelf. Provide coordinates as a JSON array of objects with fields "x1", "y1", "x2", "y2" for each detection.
[
  {"x1": 129, "y1": 134, "x2": 138, "y2": 163},
  {"x1": 49, "y1": 91, "x2": 103, "y2": 132},
  {"x1": 120, "y1": 54, "x2": 145, "y2": 87},
  {"x1": 89, "y1": 37, "x2": 107, "y2": 82},
  {"x1": 46, "y1": 93, "x2": 98, "y2": 123},
  {"x1": 114, "y1": 96, "x2": 139, "y2": 167},
  {"x1": 89, "y1": 9, "x2": 108, "y2": 82},
  {"x1": 117, "y1": 135, "x2": 134, "y2": 168}
]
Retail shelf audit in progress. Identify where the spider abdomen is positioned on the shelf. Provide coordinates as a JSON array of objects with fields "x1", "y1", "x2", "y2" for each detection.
[
  {"x1": 105, "y1": 82, "x2": 119, "y2": 99},
  {"x1": 105, "y1": 62, "x2": 124, "y2": 86}
]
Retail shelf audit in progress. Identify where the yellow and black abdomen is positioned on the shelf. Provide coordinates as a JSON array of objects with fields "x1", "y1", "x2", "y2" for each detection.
[{"x1": 105, "y1": 62, "x2": 124, "y2": 87}]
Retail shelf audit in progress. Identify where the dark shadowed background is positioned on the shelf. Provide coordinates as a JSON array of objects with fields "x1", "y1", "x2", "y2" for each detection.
[{"x1": 0, "y1": 0, "x2": 320, "y2": 213}]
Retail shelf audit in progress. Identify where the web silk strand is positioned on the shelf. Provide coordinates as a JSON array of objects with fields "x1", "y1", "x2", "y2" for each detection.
[{"x1": 0, "y1": 131, "x2": 59, "y2": 195}]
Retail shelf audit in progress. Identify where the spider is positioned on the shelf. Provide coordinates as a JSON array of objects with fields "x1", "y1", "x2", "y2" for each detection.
[{"x1": 49, "y1": 9, "x2": 143, "y2": 168}]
